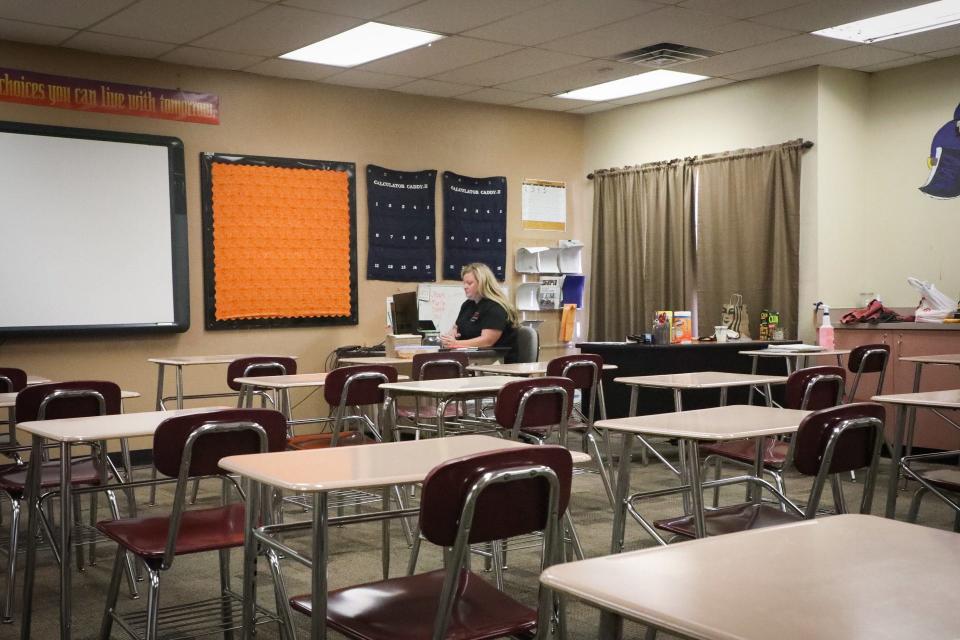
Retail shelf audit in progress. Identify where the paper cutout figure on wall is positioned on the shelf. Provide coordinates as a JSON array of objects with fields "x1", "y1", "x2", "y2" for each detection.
[{"x1": 919, "y1": 101, "x2": 960, "y2": 199}]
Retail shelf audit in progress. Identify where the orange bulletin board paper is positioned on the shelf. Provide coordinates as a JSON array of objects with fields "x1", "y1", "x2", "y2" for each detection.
[{"x1": 201, "y1": 154, "x2": 357, "y2": 329}]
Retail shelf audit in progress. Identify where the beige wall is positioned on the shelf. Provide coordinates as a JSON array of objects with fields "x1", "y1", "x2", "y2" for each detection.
[{"x1": 0, "y1": 41, "x2": 586, "y2": 429}]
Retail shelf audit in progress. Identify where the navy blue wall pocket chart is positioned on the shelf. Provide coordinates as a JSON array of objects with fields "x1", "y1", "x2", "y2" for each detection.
[
  {"x1": 366, "y1": 164, "x2": 437, "y2": 281},
  {"x1": 442, "y1": 172, "x2": 507, "y2": 281}
]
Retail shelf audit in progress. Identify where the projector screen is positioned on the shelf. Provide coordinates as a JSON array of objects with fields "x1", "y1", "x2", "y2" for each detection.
[{"x1": 0, "y1": 121, "x2": 189, "y2": 337}]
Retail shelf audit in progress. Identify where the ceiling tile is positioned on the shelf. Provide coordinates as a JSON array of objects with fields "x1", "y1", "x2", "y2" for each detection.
[
  {"x1": 454, "y1": 87, "x2": 540, "y2": 105},
  {"x1": 279, "y1": 0, "x2": 420, "y2": 20},
  {"x1": 463, "y1": 0, "x2": 660, "y2": 46},
  {"x1": 680, "y1": 33, "x2": 849, "y2": 77},
  {"x1": 495, "y1": 59, "x2": 642, "y2": 95},
  {"x1": 540, "y1": 6, "x2": 738, "y2": 58},
  {"x1": 360, "y1": 36, "x2": 519, "y2": 77},
  {"x1": 390, "y1": 78, "x2": 478, "y2": 98},
  {"x1": 927, "y1": 45, "x2": 960, "y2": 59},
  {"x1": 514, "y1": 95, "x2": 590, "y2": 111},
  {"x1": 0, "y1": 0, "x2": 134, "y2": 29},
  {"x1": 62, "y1": 31, "x2": 176, "y2": 59},
  {"x1": 750, "y1": 0, "x2": 933, "y2": 32},
  {"x1": 856, "y1": 54, "x2": 934, "y2": 73},
  {"x1": 724, "y1": 57, "x2": 817, "y2": 81},
  {"x1": 245, "y1": 57, "x2": 343, "y2": 81},
  {"x1": 804, "y1": 45, "x2": 915, "y2": 70},
  {"x1": 873, "y1": 24, "x2": 960, "y2": 55},
  {"x1": 677, "y1": 0, "x2": 810, "y2": 20},
  {"x1": 609, "y1": 76, "x2": 733, "y2": 103},
  {"x1": 567, "y1": 101, "x2": 623, "y2": 114},
  {"x1": 323, "y1": 68, "x2": 413, "y2": 89},
  {"x1": 159, "y1": 46, "x2": 265, "y2": 71},
  {"x1": 93, "y1": 0, "x2": 266, "y2": 44},
  {"x1": 0, "y1": 18, "x2": 74, "y2": 45},
  {"x1": 689, "y1": 19, "x2": 799, "y2": 52},
  {"x1": 431, "y1": 47, "x2": 588, "y2": 86},
  {"x1": 192, "y1": 4, "x2": 361, "y2": 57},
  {"x1": 380, "y1": 0, "x2": 553, "y2": 34}
]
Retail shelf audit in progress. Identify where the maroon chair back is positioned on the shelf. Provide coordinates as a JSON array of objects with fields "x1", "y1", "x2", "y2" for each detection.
[
  {"x1": 153, "y1": 408, "x2": 288, "y2": 478},
  {"x1": 784, "y1": 366, "x2": 845, "y2": 411},
  {"x1": 227, "y1": 356, "x2": 297, "y2": 391},
  {"x1": 848, "y1": 344, "x2": 890, "y2": 375},
  {"x1": 419, "y1": 445, "x2": 572, "y2": 546},
  {"x1": 494, "y1": 377, "x2": 576, "y2": 429},
  {"x1": 412, "y1": 352, "x2": 468, "y2": 381},
  {"x1": 793, "y1": 403, "x2": 885, "y2": 476},
  {"x1": 323, "y1": 365, "x2": 398, "y2": 407},
  {"x1": 15, "y1": 380, "x2": 121, "y2": 423},
  {"x1": 546, "y1": 354, "x2": 602, "y2": 391},
  {"x1": 0, "y1": 367, "x2": 27, "y2": 393}
]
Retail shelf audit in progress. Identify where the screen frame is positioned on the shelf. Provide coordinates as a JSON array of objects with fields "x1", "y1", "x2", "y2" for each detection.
[{"x1": 0, "y1": 120, "x2": 189, "y2": 338}]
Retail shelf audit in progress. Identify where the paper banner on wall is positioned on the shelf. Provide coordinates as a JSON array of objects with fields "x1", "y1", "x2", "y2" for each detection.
[
  {"x1": 521, "y1": 179, "x2": 566, "y2": 231},
  {"x1": 366, "y1": 165, "x2": 436, "y2": 281},
  {"x1": 442, "y1": 171, "x2": 507, "y2": 281}
]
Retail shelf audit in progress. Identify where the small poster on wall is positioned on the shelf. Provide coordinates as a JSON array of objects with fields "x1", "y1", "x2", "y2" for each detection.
[
  {"x1": 919, "y1": 101, "x2": 960, "y2": 199},
  {"x1": 442, "y1": 171, "x2": 507, "y2": 281},
  {"x1": 521, "y1": 179, "x2": 566, "y2": 231},
  {"x1": 366, "y1": 165, "x2": 436, "y2": 281}
]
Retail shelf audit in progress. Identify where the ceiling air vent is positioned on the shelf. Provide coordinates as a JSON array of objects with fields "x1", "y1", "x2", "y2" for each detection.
[{"x1": 616, "y1": 42, "x2": 717, "y2": 67}]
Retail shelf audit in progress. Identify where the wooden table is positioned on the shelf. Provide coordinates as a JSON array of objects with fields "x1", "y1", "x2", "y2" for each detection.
[
  {"x1": 596, "y1": 405, "x2": 809, "y2": 544},
  {"x1": 541, "y1": 514, "x2": 960, "y2": 640},
  {"x1": 872, "y1": 389, "x2": 960, "y2": 517},
  {"x1": 17, "y1": 406, "x2": 227, "y2": 640},
  {"x1": 148, "y1": 354, "x2": 296, "y2": 410},
  {"x1": 379, "y1": 375, "x2": 518, "y2": 438},
  {"x1": 220, "y1": 434, "x2": 535, "y2": 640}
]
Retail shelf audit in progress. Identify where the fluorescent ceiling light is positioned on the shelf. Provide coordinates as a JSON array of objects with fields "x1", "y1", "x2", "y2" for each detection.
[
  {"x1": 556, "y1": 69, "x2": 709, "y2": 101},
  {"x1": 812, "y1": 0, "x2": 960, "y2": 43},
  {"x1": 281, "y1": 22, "x2": 444, "y2": 67}
]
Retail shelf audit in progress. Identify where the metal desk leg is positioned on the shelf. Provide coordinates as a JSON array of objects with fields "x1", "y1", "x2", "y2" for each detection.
[
  {"x1": 902, "y1": 362, "x2": 924, "y2": 488},
  {"x1": 241, "y1": 477, "x2": 260, "y2": 640},
  {"x1": 600, "y1": 431, "x2": 635, "y2": 640},
  {"x1": 672, "y1": 390, "x2": 692, "y2": 515},
  {"x1": 154, "y1": 363, "x2": 165, "y2": 411},
  {"x1": 687, "y1": 439, "x2": 706, "y2": 538},
  {"x1": 175, "y1": 365, "x2": 184, "y2": 410},
  {"x1": 19, "y1": 436, "x2": 44, "y2": 639},
  {"x1": 311, "y1": 492, "x2": 329, "y2": 640},
  {"x1": 884, "y1": 404, "x2": 908, "y2": 518},
  {"x1": 747, "y1": 355, "x2": 759, "y2": 404},
  {"x1": 59, "y1": 442, "x2": 73, "y2": 640},
  {"x1": 437, "y1": 397, "x2": 451, "y2": 438}
]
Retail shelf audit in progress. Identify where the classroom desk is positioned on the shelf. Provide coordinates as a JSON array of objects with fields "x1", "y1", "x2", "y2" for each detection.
[
  {"x1": 26, "y1": 375, "x2": 51, "y2": 385},
  {"x1": 379, "y1": 375, "x2": 518, "y2": 437},
  {"x1": 148, "y1": 354, "x2": 297, "y2": 410},
  {"x1": 17, "y1": 406, "x2": 226, "y2": 640},
  {"x1": 220, "y1": 434, "x2": 535, "y2": 640},
  {"x1": 540, "y1": 514, "x2": 960, "y2": 640},
  {"x1": 596, "y1": 405, "x2": 809, "y2": 544},
  {"x1": 872, "y1": 389, "x2": 960, "y2": 518},
  {"x1": 467, "y1": 362, "x2": 618, "y2": 376},
  {"x1": 739, "y1": 347, "x2": 848, "y2": 403},
  {"x1": 615, "y1": 371, "x2": 787, "y2": 414}
]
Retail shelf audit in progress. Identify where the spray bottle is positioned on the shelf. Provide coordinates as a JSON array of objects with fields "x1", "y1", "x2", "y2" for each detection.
[{"x1": 817, "y1": 304, "x2": 834, "y2": 349}]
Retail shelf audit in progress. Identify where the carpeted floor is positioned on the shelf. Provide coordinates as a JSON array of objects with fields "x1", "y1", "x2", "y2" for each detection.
[{"x1": 4, "y1": 438, "x2": 957, "y2": 640}]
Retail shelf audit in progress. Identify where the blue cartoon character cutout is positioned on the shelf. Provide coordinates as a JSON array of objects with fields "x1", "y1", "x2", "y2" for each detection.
[{"x1": 919, "y1": 102, "x2": 960, "y2": 199}]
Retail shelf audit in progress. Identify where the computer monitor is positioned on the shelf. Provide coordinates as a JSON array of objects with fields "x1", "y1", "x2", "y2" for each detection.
[{"x1": 391, "y1": 291, "x2": 419, "y2": 335}]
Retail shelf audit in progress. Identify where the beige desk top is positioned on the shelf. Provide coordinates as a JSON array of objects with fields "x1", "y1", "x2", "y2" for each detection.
[
  {"x1": 338, "y1": 356, "x2": 410, "y2": 366},
  {"x1": 16, "y1": 406, "x2": 228, "y2": 442},
  {"x1": 872, "y1": 389, "x2": 960, "y2": 408},
  {"x1": 595, "y1": 405, "x2": 810, "y2": 440},
  {"x1": 614, "y1": 371, "x2": 787, "y2": 389},
  {"x1": 380, "y1": 375, "x2": 517, "y2": 396},
  {"x1": 148, "y1": 354, "x2": 297, "y2": 366},
  {"x1": 739, "y1": 348, "x2": 850, "y2": 358},
  {"x1": 233, "y1": 372, "x2": 409, "y2": 389},
  {"x1": 219, "y1": 434, "x2": 532, "y2": 491},
  {"x1": 467, "y1": 362, "x2": 618, "y2": 376},
  {"x1": 540, "y1": 514, "x2": 960, "y2": 640},
  {"x1": 900, "y1": 353, "x2": 960, "y2": 365},
  {"x1": 0, "y1": 389, "x2": 140, "y2": 409},
  {"x1": 26, "y1": 375, "x2": 51, "y2": 385}
]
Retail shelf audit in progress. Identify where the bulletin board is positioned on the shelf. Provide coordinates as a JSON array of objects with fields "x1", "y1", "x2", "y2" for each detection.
[{"x1": 200, "y1": 152, "x2": 357, "y2": 330}]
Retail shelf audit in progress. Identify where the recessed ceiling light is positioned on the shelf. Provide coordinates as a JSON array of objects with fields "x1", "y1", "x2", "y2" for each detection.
[
  {"x1": 555, "y1": 70, "x2": 709, "y2": 101},
  {"x1": 281, "y1": 22, "x2": 444, "y2": 67},
  {"x1": 812, "y1": 0, "x2": 960, "y2": 43}
]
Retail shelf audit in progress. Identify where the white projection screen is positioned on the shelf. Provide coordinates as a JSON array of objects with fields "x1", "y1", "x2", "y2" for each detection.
[{"x1": 0, "y1": 121, "x2": 189, "y2": 336}]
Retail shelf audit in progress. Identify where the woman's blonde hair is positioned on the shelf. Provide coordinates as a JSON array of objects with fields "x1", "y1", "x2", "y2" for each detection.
[{"x1": 461, "y1": 263, "x2": 519, "y2": 327}]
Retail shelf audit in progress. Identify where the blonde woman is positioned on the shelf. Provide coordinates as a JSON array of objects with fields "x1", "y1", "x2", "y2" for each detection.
[{"x1": 440, "y1": 263, "x2": 520, "y2": 362}]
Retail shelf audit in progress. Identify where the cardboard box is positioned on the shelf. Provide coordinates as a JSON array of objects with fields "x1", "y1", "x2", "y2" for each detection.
[
  {"x1": 385, "y1": 333, "x2": 421, "y2": 357},
  {"x1": 673, "y1": 310, "x2": 693, "y2": 343}
]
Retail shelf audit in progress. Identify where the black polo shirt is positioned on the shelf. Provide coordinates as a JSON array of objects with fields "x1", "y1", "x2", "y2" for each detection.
[{"x1": 454, "y1": 298, "x2": 518, "y2": 363}]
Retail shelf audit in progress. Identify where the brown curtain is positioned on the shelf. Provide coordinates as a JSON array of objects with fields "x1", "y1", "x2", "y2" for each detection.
[
  {"x1": 588, "y1": 161, "x2": 693, "y2": 341},
  {"x1": 693, "y1": 140, "x2": 803, "y2": 338}
]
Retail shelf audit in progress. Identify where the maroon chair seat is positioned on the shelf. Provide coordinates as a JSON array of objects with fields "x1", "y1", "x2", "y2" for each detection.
[
  {"x1": 287, "y1": 431, "x2": 372, "y2": 450},
  {"x1": 846, "y1": 344, "x2": 890, "y2": 401},
  {"x1": 0, "y1": 459, "x2": 101, "y2": 498},
  {"x1": 655, "y1": 502, "x2": 800, "y2": 538},
  {"x1": 0, "y1": 368, "x2": 27, "y2": 393},
  {"x1": 294, "y1": 569, "x2": 537, "y2": 640},
  {"x1": 903, "y1": 453, "x2": 960, "y2": 530},
  {"x1": 919, "y1": 468, "x2": 960, "y2": 492},
  {"x1": 227, "y1": 356, "x2": 297, "y2": 391},
  {"x1": 97, "y1": 503, "x2": 246, "y2": 571},
  {"x1": 395, "y1": 353, "x2": 467, "y2": 428},
  {"x1": 495, "y1": 377, "x2": 575, "y2": 443}
]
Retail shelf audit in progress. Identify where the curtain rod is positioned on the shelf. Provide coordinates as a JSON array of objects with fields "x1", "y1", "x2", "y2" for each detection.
[{"x1": 586, "y1": 139, "x2": 814, "y2": 180}]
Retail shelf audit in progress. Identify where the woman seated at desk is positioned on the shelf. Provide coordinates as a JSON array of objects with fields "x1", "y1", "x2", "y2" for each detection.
[{"x1": 441, "y1": 262, "x2": 519, "y2": 363}]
